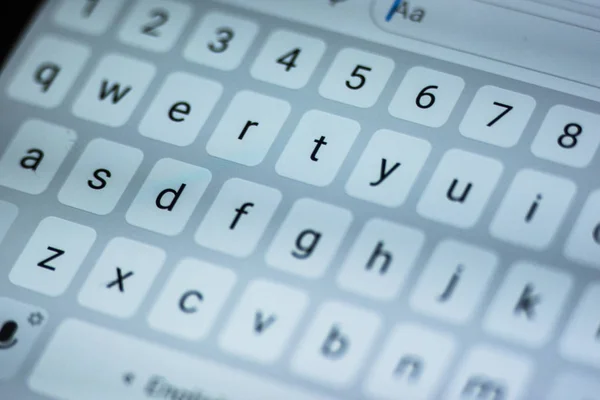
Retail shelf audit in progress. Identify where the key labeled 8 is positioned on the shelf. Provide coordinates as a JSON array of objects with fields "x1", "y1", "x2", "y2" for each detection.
[{"x1": 531, "y1": 105, "x2": 600, "y2": 168}]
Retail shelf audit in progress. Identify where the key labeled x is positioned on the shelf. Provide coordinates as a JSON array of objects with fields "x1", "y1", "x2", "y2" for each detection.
[{"x1": 106, "y1": 267, "x2": 134, "y2": 293}]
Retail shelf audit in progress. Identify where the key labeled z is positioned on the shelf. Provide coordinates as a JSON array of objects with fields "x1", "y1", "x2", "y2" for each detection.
[{"x1": 37, "y1": 246, "x2": 65, "y2": 271}]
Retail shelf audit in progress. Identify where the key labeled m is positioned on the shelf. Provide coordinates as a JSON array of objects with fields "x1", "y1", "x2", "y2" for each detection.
[
  {"x1": 98, "y1": 80, "x2": 132, "y2": 104},
  {"x1": 461, "y1": 376, "x2": 506, "y2": 400}
]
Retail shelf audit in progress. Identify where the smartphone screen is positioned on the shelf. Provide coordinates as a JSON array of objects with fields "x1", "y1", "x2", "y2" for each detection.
[{"x1": 1, "y1": 1, "x2": 599, "y2": 399}]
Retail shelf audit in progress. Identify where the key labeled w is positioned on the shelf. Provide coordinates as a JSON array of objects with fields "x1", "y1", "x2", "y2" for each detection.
[{"x1": 98, "y1": 80, "x2": 132, "y2": 104}]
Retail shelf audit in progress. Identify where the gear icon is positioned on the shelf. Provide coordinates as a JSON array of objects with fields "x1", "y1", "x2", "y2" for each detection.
[{"x1": 27, "y1": 312, "x2": 44, "y2": 326}]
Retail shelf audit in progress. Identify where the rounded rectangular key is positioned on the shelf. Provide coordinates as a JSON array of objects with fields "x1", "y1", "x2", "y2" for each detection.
[
  {"x1": 444, "y1": 345, "x2": 533, "y2": 400},
  {"x1": 276, "y1": 110, "x2": 360, "y2": 187},
  {"x1": 7, "y1": 35, "x2": 90, "y2": 108},
  {"x1": 319, "y1": 48, "x2": 394, "y2": 108},
  {"x1": 78, "y1": 238, "x2": 166, "y2": 319},
  {"x1": 490, "y1": 169, "x2": 576, "y2": 250},
  {"x1": 483, "y1": 261, "x2": 573, "y2": 347},
  {"x1": 29, "y1": 319, "x2": 335, "y2": 400},
  {"x1": 291, "y1": 301, "x2": 381, "y2": 388},
  {"x1": 206, "y1": 91, "x2": 291, "y2": 166},
  {"x1": 125, "y1": 158, "x2": 212, "y2": 236},
  {"x1": 531, "y1": 105, "x2": 600, "y2": 168},
  {"x1": 53, "y1": 0, "x2": 126, "y2": 35},
  {"x1": 58, "y1": 139, "x2": 143, "y2": 215},
  {"x1": 389, "y1": 66, "x2": 465, "y2": 128},
  {"x1": 72, "y1": 53, "x2": 156, "y2": 127},
  {"x1": 345, "y1": 129, "x2": 431, "y2": 207},
  {"x1": 183, "y1": 11, "x2": 259, "y2": 71},
  {"x1": 565, "y1": 189, "x2": 600, "y2": 269},
  {"x1": 266, "y1": 198, "x2": 352, "y2": 278},
  {"x1": 139, "y1": 72, "x2": 223, "y2": 146},
  {"x1": 365, "y1": 323, "x2": 456, "y2": 400},
  {"x1": 459, "y1": 85, "x2": 536, "y2": 148},
  {"x1": 336, "y1": 218, "x2": 425, "y2": 301},
  {"x1": 251, "y1": 30, "x2": 326, "y2": 89},
  {"x1": 148, "y1": 259, "x2": 236, "y2": 340},
  {"x1": 0, "y1": 119, "x2": 76, "y2": 195},
  {"x1": 9, "y1": 217, "x2": 96, "y2": 296},
  {"x1": 417, "y1": 149, "x2": 503, "y2": 228},
  {"x1": 559, "y1": 282, "x2": 600, "y2": 369},
  {"x1": 219, "y1": 279, "x2": 308, "y2": 364},
  {"x1": 118, "y1": 0, "x2": 191, "y2": 52},
  {"x1": 195, "y1": 178, "x2": 282, "y2": 257}
]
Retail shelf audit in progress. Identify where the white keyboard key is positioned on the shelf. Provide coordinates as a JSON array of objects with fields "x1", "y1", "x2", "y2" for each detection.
[
  {"x1": 389, "y1": 67, "x2": 465, "y2": 128},
  {"x1": 78, "y1": 238, "x2": 166, "y2": 318},
  {"x1": 336, "y1": 219, "x2": 425, "y2": 301},
  {"x1": 118, "y1": 0, "x2": 191, "y2": 52},
  {"x1": 251, "y1": 30, "x2": 326, "y2": 89},
  {"x1": 417, "y1": 149, "x2": 503, "y2": 228},
  {"x1": 276, "y1": 110, "x2": 360, "y2": 186},
  {"x1": 206, "y1": 91, "x2": 291, "y2": 166},
  {"x1": 0, "y1": 119, "x2": 76, "y2": 195},
  {"x1": 548, "y1": 372, "x2": 600, "y2": 400},
  {"x1": 490, "y1": 169, "x2": 576, "y2": 250},
  {"x1": 58, "y1": 139, "x2": 143, "y2": 215},
  {"x1": 410, "y1": 240, "x2": 498, "y2": 324},
  {"x1": 183, "y1": 11, "x2": 258, "y2": 71},
  {"x1": 195, "y1": 178, "x2": 282, "y2": 257},
  {"x1": 72, "y1": 53, "x2": 156, "y2": 127},
  {"x1": 0, "y1": 200, "x2": 18, "y2": 245},
  {"x1": 219, "y1": 279, "x2": 308, "y2": 364},
  {"x1": 139, "y1": 72, "x2": 223, "y2": 146},
  {"x1": 9, "y1": 217, "x2": 96, "y2": 296},
  {"x1": 54, "y1": 0, "x2": 126, "y2": 35},
  {"x1": 459, "y1": 85, "x2": 536, "y2": 148},
  {"x1": 531, "y1": 105, "x2": 600, "y2": 168},
  {"x1": 445, "y1": 345, "x2": 533, "y2": 400},
  {"x1": 565, "y1": 189, "x2": 600, "y2": 268},
  {"x1": 364, "y1": 323, "x2": 456, "y2": 400},
  {"x1": 345, "y1": 129, "x2": 431, "y2": 207},
  {"x1": 266, "y1": 199, "x2": 352, "y2": 278},
  {"x1": 126, "y1": 158, "x2": 212, "y2": 236},
  {"x1": 291, "y1": 301, "x2": 381, "y2": 388},
  {"x1": 483, "y1": 261, "x2": 572, "y2": 347},
  {"x1": 7, "y1": 35, "x2": 90, "y2": 108},
  {"x1": 559, "y1": 282, "x2": 600, "y2": 369},
  {"x1": 30, "y1": 319, "x2": 335, "y2": 400},
  {"x1": 319, "y1": 48, "x2": 394, "y2": 108},
  {"x1": 148, "y1": 258, "x2": 236, "y2": 340}
]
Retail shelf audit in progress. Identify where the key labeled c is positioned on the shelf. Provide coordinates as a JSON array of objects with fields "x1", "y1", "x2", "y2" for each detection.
[{"x1": 178, "y1": 290, "x2": 204, "y2": 314}]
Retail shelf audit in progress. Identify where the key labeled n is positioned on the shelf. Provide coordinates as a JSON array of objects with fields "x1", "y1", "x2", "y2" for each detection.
[{"x1": 98, "y1": 80, "x2": 132, "y2": 104}]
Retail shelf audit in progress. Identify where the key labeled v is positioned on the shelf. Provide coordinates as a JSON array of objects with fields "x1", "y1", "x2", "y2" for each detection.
[{"x1": 254, "y1": 310, "x2": 277, "y2": 334}]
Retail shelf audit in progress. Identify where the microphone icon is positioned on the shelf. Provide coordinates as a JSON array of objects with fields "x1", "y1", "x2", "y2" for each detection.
[{"x1": 0, "y1": 320, "x2": 19, "y2": 349}]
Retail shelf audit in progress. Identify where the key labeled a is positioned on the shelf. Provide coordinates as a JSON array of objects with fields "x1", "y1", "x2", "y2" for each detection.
[{"x1": 10, "y1": 217, "x2": 96, "y2": 296}]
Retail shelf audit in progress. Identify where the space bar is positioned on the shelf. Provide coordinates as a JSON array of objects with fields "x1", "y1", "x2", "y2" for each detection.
[{"x1": 29, "y1": 319, "x2": 335, "y2": 400}]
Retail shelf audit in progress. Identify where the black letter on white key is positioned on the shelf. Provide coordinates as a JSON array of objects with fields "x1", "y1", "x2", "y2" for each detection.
[
  {"x1": 106, "y1": 267, "x2": 134, "y2": 293},
  {"x1": 88, "y1": 168, "x2": 111, "y2": 190},
  {"x1": 291, "y1": 229, "x2": 322, "y2": 259},
  {"x1": 310, "y1": 136, "x2": 328, "y2": 162},
  {"x1": 37, "y1": 246, "x2": 65, "y2": 271},
  {"x1": 370, "y1": 158, "x2": 401, "y2": 186},
  {"x1": 20, "y1": 149, "x2": 44, "y2": 171},
  {"x1": 321, "y1": 325, "x2": 349, "y2": 359},
  {"x1": 514, "y1": 284, "x2": 540, "y2": 320},
  {"x1": 34, "y1": 63, "x2": 61, "y2": 92},
  {"x1": 254, "y1": 311, "x2": 277, "y2": 334},
  {"x1": 155, "y1": 183, "x2": 186, "y2": 212},
  {"x1": 168, "y1": 101, "x2": 191, "y2": 122},
  {"x1": 365, "y1": 241, "x2": 393, "y2": 275},
  {"x1": 446, "y1": 179, "x2": 472, "y2": 203},
  {"x1": 394, "y1": 355, "x2": 424, "y2": 381},
  {"x1": 238, "y1": 121, "x2": 259, "y2": 140},
  {"x1": 99, "y1": 80, "x2": 132, "y2": 104}
]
